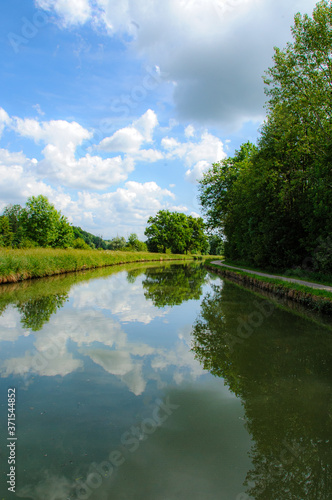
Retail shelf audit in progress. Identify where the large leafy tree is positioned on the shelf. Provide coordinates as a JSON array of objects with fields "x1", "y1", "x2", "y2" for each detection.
[
  {"x1": 264, "y1": 0, "x2": 332, "y2": 153},
  {"x1": 198, "y1": 2, "x2": 332, "y2": 271},
  {"x1": 19, "y1": 195, "x2": 74, "y2": 247},
  {"x1": 144, "y1": 210, "x2": 208, "y2": 254}
]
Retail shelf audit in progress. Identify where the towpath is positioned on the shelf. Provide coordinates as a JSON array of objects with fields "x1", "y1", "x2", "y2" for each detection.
[{"x1": 210, "y1": 261, "x2": 332, "y2": 292}]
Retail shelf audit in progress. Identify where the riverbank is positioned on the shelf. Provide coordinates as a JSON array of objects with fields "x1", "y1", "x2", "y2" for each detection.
[
  {"x1": 206, "y1": 261, "x2": 332, "y2": 315},
  {"x1": 0, "y1": 248, "x2": 205, "y2": 284}
]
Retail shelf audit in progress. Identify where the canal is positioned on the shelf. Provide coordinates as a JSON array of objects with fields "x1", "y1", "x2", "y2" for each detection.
[{"x1": 0, "y1": 262, "x2": 331, "y2": 499}]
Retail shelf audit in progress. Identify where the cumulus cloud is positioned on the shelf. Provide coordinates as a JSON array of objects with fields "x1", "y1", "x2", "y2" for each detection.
[
  {"x1": 35, "y1": 0, "x2": 91, "y2": 26},
  {"x1": 68, "y1": 181, "x2": 176, "y2": 236},
  {"x1": 98, "y1": 109, "x2": 159, "y2": 153},
  {"x1": 12, "y1": 115, "x2": 135, "y2": 189},
  {"x1": 161, "y1": 130, "x2": 226, "y2": 182},
  {"x1": 35, "y1": 0, "x2": 317, "y2": 129},
  {"x1": 0, "y1": 148, "x2": 55, "y2": 210}
]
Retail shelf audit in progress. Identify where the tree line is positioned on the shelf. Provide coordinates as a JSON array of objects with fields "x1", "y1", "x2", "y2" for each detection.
[
  {"x1": 199, "y1": 0, "x2": 332, "y2": 273},
  {"x1": 0, "y1": 195, "x2": 221, "y2": 255}
]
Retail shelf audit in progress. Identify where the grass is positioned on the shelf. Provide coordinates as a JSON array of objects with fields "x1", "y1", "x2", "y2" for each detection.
[
  {"x1": 206, "y1": 261, "x2": 332, "y2": 300},
  {"x1": 218, "y1": 258, "x2": 332, "y2": 287},
  {"x1": 0, "y1": 248, "x2": 210, "y2": 284}
]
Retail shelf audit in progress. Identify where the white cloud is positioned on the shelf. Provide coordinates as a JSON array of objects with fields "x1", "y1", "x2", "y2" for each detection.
[
  {"x1": 185, "y1": 160, "x2": 210, "y2": 183},
  {"x1": 14, "y1": 117, "x2": 91, "y2": 149},
  {"x1": 0, "y1": 107, "x2": 11, "y2": 137},
  {"x1": 0, "y1": 148, "x2": 55, "y2": 209},
  {"x1": 185, "y1": 125, "x2": 195, "y2": 138},
  {"x1": 12, "y1": 115, "x2": 135, "y2": 190},
  {"x1": 98, "y1": 109, "x2": 158, "y2": 153},
  {"x1": 162, "y1": 130, "x2": 226, "y2": 183},
  {"x1": 98, "y1": 126, "x2": 145, "y2": 153},
  {"x1": 35, "y1": 0, "x2": 92, "y2": 26},
  {"x1": 32, "y1": 104, "x2": 45, "y2": 116},
  {"x1": 59, "y1": 181, "x2": 176, "y2": 238},
  {"x1": 133, "y1": 108, "x2": 158, "y2": 142},
  {"x1": 34, "y1": 0, "x2": 318, "y2": 128}
]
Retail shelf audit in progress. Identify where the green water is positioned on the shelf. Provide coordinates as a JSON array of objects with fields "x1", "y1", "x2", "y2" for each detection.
[{"x1": 0, "y1": 262, "x2": 331, "y2": 500}]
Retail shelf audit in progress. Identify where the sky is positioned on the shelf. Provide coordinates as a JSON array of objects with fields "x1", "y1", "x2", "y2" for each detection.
[{"x1": 0, "y1": 0, "x2": 318, "y2": 240}]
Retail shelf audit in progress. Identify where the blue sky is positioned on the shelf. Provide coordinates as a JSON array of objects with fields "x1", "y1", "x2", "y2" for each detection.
[{"x1": 0, "y1": 0, "x2": 317, "y2": 239}]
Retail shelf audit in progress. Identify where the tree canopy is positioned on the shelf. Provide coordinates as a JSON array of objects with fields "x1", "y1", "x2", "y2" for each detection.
[
  {"x1": 144, "y1": 210, "x2": 209, "y2": 254},
  {"x1": 199, "y1": 1, "x2": 332, "y2": 272},
  {"x1": 1, "y1": 195, "x2": 74, "y2": 248}
]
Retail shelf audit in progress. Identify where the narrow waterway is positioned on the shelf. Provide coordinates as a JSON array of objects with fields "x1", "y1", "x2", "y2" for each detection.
[{"x1": 0, "y1": 262, "x2": 331, "y2": 500}]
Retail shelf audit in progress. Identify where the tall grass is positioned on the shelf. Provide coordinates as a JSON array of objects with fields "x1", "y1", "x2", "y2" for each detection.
[{"x1": 0, "y1": 248, "x2": 202, "y2": 283}]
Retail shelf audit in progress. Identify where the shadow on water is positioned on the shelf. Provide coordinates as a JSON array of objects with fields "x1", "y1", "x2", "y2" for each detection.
[{"x1": 191, "y1": 280, "x2": 332, "y2": 500}]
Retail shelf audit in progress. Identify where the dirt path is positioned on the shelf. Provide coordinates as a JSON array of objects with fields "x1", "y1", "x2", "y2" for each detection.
[{"x1": 210, "y1": 261, "x2": 332, "y2": 292}]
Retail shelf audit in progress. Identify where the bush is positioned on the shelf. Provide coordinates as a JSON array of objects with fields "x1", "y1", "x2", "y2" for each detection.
[
  {"x1": 72, "y1": 238, "x2": 91, "y2": 250},
  {"x1": 18, "y1": 238, "x2": 38, "y2": 249}
]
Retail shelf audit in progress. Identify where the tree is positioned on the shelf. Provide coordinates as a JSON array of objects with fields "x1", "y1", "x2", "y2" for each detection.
[
  {"x1": 198, "y1": 2, "x2": 332, "y2": 272},
  {"x1": 108, "y1": 236, "x2": 126, "y2": 250},
  {"x1": 0, "y1": 216, "x2": 14, "y2": 247},
  {"x1": 208, "y1": 234, "x2": 224, "y2": 256},
  {"x1": 186, "y1": 216, "x2": 209, "y2": 254},
  {"x1": 3, "y1": 204, "x2": 24, "y2": 245},
  {"x1": 126, "y1": 233, "x2": 147, "y2": 252},
  {"x1": 19, "y1": 195, "x2": 73, "y2": 248},
  {"x1": 144, "y1": 210, "x2": 208, "y2": 254},
  {"x1": 264, "y1": 0, "x2": 332, "y2": 155},
  {"x1": 145, "y1": 210, "x2": 173, "y2": 253},
  {"x1": 199, "y1": 142, "x2": 257, "y2": 235},
  {"x1": 72, "y1": 237, "x2": 91, "y2": 250}
]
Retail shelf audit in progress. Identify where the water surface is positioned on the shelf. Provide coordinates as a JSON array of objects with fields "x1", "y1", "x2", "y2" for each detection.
[{"x1": 0, "y1": 262, "x2": 331, "y2": 500}]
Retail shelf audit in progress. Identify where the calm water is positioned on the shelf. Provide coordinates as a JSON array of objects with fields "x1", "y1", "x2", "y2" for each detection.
[{"x1": 0, "y1": 262, "x2": 331, "y2": 500}]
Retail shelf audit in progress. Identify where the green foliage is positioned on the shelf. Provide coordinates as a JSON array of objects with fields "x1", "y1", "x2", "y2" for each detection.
[
  {"x1": 208, "y1": 235, "x2": 224, "y2": 255},
  {"x1": 72, "y1": 237, "x2": 91, "y2": 250},
  {"x1": 2, "y1": 195, "x2": 74, "y2": 248},
  {"x1": 0, "y1": 216, "x2": 14, "y2": 247},
  {"x1": 145, "y1": 210, "x2": 208, "y2": 255},
  {"x1": 54, "y1": 216, "x2": 74, "y2": 248},
  {"x1": 3, "y1": 204, "x2": 24, "y2": 245},
  {"x1": 199, "y1": 3, "x2": 332, "y2": 273},
  {"x1": 19, "y1": 195, "x2": 61, "y2": 247},
  {"x1": 72, "y1": 226, "x2": 110, "y2": 249},
  {"x1": 18, "y1": 238, "x2": 38, "y2": 249},
  {"x1": 107, "y1": 236, "x2": 126, "y2": 250},
  {"x1": 126, "y1": 233, "x2": 148, "y2": 252}
]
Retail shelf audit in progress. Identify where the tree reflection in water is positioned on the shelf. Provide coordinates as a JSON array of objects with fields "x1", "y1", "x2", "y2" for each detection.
[
  {"x1": 142, "y1": 263, "x2": 208, "y2": 308},
  {"x1": 191, "y1": 281, "x2": 332, "y2": 500},
  {"x1": 17, "y1": 293, "x2": 69, "y2": 331}
]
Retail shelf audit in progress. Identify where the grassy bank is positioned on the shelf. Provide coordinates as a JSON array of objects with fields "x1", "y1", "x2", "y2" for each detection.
[
  {"x1": 221, "y1": 259, "x2": 332, "y2": 287},
  {"x1": 206, "y1": 261, "x2": 332, "y2": 315},
  {"x1": 0, "y1": 248, "x2": 205, "y2": 284}
]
